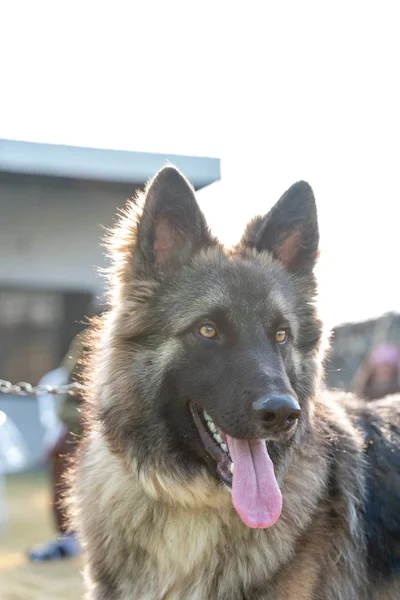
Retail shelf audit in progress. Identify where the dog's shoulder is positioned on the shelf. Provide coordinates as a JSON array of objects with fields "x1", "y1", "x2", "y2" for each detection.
[{"x1": 343, "y1": 394, "x2": 400, "y2": 582}]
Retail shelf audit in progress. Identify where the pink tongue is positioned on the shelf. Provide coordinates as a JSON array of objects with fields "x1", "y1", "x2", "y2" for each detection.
[{"x1": 226, "y1": 436, "x2": 282, "y2": 529}]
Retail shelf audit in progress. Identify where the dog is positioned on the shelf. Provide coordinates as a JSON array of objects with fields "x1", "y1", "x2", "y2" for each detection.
[{"x1": 71, "y1": 166, "x2": 400, "y2": 599}]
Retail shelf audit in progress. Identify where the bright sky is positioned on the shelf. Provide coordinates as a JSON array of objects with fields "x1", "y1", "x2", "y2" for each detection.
[{"x1": 1, "y1": 2, "x2": 399, "y2": 327}]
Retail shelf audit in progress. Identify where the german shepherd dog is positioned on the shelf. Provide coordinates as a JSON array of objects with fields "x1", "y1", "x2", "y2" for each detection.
[{"x1": 72, "y1": 167, "x2": 400, "y2": 599}]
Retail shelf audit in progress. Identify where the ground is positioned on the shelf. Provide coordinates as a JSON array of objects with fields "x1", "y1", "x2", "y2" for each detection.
[{"x1": 0, "y1": 471, "x2": 84, "y2": 600}]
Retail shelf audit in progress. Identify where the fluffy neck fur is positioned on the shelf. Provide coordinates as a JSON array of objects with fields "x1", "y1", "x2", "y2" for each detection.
[{"x1": 75, "y1": 393, "x2": 366, "y2": 600}]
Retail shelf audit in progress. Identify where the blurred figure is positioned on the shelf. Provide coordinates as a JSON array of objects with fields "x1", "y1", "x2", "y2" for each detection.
[
  {"x1": 28, "y1": 328, "x2": 89, "y2": 561},
  {"x1": 353, "y1": 343, "x2": 400, "y2": 401},
  {"x1": 0, "y1": 410, "x2": 30, "y2": 531},
  {"x1": 36, "y1": 365, "x2": 68, "y2": 459}
]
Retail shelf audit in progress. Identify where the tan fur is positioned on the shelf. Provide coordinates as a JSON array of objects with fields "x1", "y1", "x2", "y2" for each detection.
[
  {"x1": 71, "y1": 169, "x2": 399, "y2": 599},
  {"x1": 72, "y1": 393, "x2": 367, "y2": 600}
]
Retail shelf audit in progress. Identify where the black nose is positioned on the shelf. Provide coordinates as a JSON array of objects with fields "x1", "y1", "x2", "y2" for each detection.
[{"x1": 252, "y1": 395, "x2": 301, "y2": 431}]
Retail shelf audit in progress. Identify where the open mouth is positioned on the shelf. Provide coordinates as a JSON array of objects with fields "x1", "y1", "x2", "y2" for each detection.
[
  {"x1": 189, "y1": 403, "x2": 283, "y2": 529},
  {"x1": 189, "y1": 404, "x2": 233, "y2": 486}
]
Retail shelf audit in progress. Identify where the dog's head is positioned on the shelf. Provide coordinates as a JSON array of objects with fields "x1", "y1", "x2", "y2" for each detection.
[{"x1": 94, "y1": 166, "x2": 323, "y2": 528}]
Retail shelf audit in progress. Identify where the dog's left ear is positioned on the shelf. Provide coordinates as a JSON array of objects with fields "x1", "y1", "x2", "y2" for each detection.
[
  {"x1": 135, "y1": 166, "x2": 215, "y2": 278},
  {"x1": 241, "y1": 181, "x2": 319, "y2": 271}
]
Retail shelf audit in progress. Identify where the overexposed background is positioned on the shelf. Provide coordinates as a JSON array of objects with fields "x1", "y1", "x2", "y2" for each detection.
[
  {"x1": 1, "y1": 1, "x2": 399, "y2": 326},
  {"x1": 0, "y1": 6, "x2": 399, "y2": 599}
]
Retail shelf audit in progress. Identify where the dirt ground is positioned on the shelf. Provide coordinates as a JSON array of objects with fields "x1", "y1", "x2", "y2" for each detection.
[{"x1": 0, "y1": 471, "x2": 84, "y2": 600}]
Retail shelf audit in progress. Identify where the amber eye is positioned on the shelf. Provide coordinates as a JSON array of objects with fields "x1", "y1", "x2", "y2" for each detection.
[
  {"x1": 198, "y1": 325, "x2": 218, "y2": 339},
  {"x1": 275, "y1": 329, "x2": 288, "y2": 344}
]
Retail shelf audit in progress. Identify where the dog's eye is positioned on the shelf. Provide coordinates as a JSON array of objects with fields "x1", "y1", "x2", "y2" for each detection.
[
  {"x1": 198, "y1": 325, "x2": 218, "y2": 339},
  {"x1": 275, "y1": 329, "x2": 288, "y2": 344}
]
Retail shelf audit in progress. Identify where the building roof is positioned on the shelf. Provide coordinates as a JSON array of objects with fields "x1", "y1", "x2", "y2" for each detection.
[{"x1": 0, "y1": 139, "x2": 220, "y2": 189}]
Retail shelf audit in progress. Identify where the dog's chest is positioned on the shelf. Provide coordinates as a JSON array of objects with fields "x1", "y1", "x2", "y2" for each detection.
[{"x1": 135, "y1": 509, "x2": 292, "y2": 600}]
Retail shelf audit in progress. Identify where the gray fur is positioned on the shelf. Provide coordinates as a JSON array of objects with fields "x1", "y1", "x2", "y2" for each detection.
[{"x1": 70, "y1": 166, "x2": 400, "y2": 599}]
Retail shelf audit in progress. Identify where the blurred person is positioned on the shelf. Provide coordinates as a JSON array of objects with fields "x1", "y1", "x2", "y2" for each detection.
[
  {"x1": 28, "y1": 328, "x2": 89, "y2": 561},
  {"x1": 352, "y1": 343, "x2": 400, "y2": 401},
  {"x1": 36, "y1": 364, "x2": 68, "y2": 458},
  {"x1": 0, "y1": 410, "x2": 30, "y2": 530}
]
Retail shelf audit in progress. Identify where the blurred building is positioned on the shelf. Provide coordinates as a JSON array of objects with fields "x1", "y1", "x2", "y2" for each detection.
[
  {"x1": 0, "y1": 139, "x2": 220, "y2": 464},
  {"x1": 0, "y1": 138, "x2": 220, "y2": 385}
]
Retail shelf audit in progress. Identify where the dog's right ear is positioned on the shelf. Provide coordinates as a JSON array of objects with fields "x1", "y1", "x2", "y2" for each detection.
[{"x1": 134, "y1": 166, "x2": 215, "y2": 279}]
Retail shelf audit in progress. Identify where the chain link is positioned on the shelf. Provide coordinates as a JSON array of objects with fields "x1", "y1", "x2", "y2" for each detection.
[{"x1": 0, "y1": 379, "x2": 85, "y2": 397}]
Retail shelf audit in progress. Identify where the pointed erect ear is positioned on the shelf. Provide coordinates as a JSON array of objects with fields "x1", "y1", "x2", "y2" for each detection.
[
  {"x1": 135, "y1": 166, "x2": 214, "y2": 278},
  {"x1": 241, "y1": 181, "x2": 319, "y2": 271}
]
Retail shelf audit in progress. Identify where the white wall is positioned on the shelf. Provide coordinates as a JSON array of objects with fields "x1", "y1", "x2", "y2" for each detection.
[{"x1": 0, "y1": 174, "x2": 136, "y2": 300}]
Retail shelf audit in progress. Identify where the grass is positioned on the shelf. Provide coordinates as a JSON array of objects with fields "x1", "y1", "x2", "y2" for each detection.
[{"x1": 0, "y1": 470, "x2": 84, "y2": 600}]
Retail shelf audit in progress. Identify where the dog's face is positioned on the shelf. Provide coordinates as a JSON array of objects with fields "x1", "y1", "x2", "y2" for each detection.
[{"x1": 98, "y1": 167, "x2": 322, "y2": 528}]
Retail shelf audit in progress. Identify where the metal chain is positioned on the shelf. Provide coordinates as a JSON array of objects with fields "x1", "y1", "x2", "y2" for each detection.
[{"x1": 0, "y1": 379, "x2": 84, "y2": 397}]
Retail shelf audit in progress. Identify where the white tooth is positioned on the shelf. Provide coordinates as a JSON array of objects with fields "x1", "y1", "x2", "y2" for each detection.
[
  {"x1": 221, "y1": 443, "x2": 228, "y2": 453},
  {"x1": 214, "y1": 433, "x2": 223, "y2": 444},
  {"x1": 208, "y1": 422, "x2": 216, "y2": 433},
  {"x1": 230, "y1": 462, "x2": 234, "y2": 473},
  {"x1": 203, "y1": 411, "x2": 212, "y2": 421}
]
